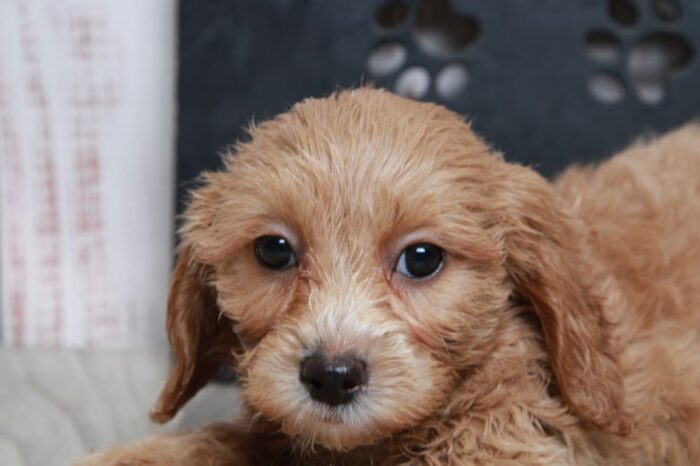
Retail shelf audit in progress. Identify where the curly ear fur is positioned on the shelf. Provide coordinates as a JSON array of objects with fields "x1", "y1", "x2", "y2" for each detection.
[
  {"x1": 500, "y1": 165, "x2": 633, "y2": 435},
  {"x1": 150, "y1": 246, "x2": 236, "y2": 423}
]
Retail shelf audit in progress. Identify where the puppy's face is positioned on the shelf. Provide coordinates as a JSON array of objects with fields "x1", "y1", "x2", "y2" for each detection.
[{"x1": 152, "y1": 89, "x2": 630, "y2": 450}]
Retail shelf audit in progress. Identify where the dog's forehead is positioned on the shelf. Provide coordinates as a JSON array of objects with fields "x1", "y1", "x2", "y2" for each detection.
[{"x1": 230, "y1": 90, "x2": 493, "y2": 220}]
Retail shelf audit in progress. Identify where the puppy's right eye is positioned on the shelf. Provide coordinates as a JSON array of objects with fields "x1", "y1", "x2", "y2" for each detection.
[{"x1": 254, "y1": 236, "x2": 297, "y2": 269}]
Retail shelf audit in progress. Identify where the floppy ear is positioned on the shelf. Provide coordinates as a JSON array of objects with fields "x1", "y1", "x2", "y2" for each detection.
[
  {"x1": 500, "y1": 165, "x2": 632, "y2": 435},
  {"x1": 150, "y1": 246, "x2": 236, "y2": 423}
]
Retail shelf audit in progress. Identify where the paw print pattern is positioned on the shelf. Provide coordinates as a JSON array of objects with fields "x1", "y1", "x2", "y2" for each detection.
[
  {"x1": 586, "y1": 0, "x2": 694, "y2": 105},
  {"x1": 366, "y1": 0, "x2": 478, "y2": 101}
]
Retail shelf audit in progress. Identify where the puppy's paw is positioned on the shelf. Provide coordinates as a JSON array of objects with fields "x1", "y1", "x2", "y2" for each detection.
[
  {"x1": 72, "y1": 426, "x2": 255, "y2": 466},
  {"x1": 72, "y1": 443, "x2": 174, "y2": 466},
  {"x1": 73, "y1": 432, "x2": 201, "y2": 466}
]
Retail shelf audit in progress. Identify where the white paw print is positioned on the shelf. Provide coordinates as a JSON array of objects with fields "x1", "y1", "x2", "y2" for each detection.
[
  {"x1": 366, "y1": 0, "x2": 477, "y2": 101},
  {"x1": 586, "y1": 0, "x2": 693, "y2": 105}
]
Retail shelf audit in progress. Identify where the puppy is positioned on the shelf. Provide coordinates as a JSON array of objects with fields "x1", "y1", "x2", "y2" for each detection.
[{"x1": 76, "y1": 89, "x2": 700, "y2": 465}]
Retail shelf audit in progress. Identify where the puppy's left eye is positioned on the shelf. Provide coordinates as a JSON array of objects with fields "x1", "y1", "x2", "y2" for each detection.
[
  {"x1": 254, "y1": 236, "x2": 297, "y2": 269},
  {"x1": 395, "y1": 243, "x2": 445, "y2": 279}
]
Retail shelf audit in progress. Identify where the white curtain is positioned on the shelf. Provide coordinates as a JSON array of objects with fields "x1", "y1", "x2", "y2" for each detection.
[{"x1": 0, "y1": 0, "x2": 177, "y2": 347}]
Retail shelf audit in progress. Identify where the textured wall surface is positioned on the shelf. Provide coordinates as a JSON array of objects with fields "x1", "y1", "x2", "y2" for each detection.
[{"x1": 0, "y1": 0, "x2": 177, "y2": 347}]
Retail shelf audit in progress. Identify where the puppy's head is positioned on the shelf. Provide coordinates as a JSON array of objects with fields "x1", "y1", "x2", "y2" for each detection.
[{"x1": 151, "y1": 89, "x2": 629, "y2": 449}]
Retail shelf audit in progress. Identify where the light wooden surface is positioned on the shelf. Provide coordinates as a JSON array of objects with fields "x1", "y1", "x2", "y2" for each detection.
[{"x1": 0, "y1": 349, "x2": 241, "y2": 466}]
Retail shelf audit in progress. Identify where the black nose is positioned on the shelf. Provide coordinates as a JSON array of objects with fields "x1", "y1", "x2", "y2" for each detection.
[{"x1": 300, "y1": 353, "x2": 368, "y2": 406}]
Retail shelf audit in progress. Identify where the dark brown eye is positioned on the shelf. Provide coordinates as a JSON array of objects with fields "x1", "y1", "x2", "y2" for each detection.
[
  {"x1": 395, "y1": 243, "x2": 445, "y2": 279},
  {"x1": 254, "y1": 236, "x2": 296, "y2": 269}
]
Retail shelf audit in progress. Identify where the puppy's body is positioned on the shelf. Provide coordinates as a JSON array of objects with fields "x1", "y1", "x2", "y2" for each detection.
[
  {"x1": 555, "y1": 136, "x2": 700, "y2": 464},
  {"x1": 76, "y1": 90, "x2": 700, "y2": 466}
]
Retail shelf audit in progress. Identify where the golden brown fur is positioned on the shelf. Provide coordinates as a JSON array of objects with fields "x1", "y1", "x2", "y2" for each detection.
[{"x1": 76, "y1": 89, "x2": 700, "y2": 465}]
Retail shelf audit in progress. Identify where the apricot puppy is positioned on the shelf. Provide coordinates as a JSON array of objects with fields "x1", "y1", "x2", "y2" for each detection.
[{"x1": 77, "y1": 89, "x2": 700, "y2": 465}]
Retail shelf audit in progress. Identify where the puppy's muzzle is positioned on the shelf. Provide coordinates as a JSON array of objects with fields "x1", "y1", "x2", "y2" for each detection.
[{"x1": 300, "y1": 353, "x2": 368, "y2": 406}]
